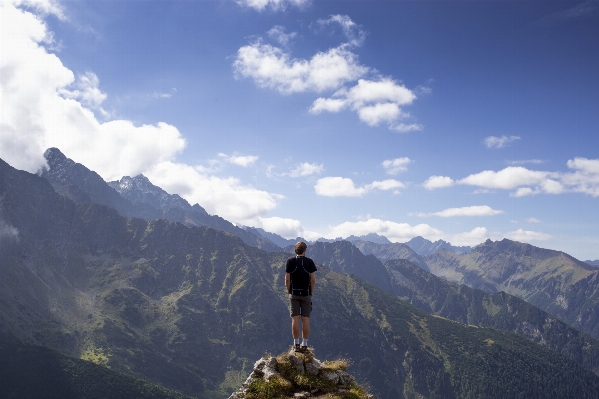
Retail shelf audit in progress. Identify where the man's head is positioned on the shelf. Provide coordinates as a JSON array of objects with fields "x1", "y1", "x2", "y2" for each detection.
[{"x1": 294, "y1": 241, "x2": 307, "y2": 255}]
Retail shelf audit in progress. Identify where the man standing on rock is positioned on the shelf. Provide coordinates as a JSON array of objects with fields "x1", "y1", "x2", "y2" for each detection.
[{"x1": 285, "y1": 241, "x2": 317, "y2": 352}]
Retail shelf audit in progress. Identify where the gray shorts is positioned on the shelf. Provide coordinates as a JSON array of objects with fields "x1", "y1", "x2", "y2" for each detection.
[{"x1": 289, "y1": 295, "x2": 312, "y2": 318}]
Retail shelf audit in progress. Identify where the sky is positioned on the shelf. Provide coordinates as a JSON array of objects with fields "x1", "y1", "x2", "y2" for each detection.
[{"x1": 1, "y1": 0, "x2": 598, "y2": 260}]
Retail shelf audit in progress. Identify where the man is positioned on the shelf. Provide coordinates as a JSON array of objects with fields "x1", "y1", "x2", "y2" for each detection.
[{"x1": 285, "y1": 241, "x2": 317, "y2": 352}]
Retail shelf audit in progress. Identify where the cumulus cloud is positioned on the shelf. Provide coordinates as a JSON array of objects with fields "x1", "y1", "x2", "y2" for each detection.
[
  {"x1": 423, "y1": 175, "x2": 454, "y2": 190},
  {"x1": 414, "y1": 205, "x2": 504, "y2": 218},
  {"x1": 526, "y1": 217, "x2": 541, "y2": 223},
  {"x1": 505, "y1": 229, "x2": 553, "y2": 241},
  {"x1": 314, "y1": 177, "x2": 404, "y2": 197},
  {"x1": 218, "y1": 153, "x2": 259, "y2": 167},
  {"x1": 234, "y1": 17, "x2": 422, "y2": 132},
  {"x1": 317, "y1": 14, "x2": 366, "y2": 47},
  {"x1": 145, "y1": 162, "x2": 281, "y2": 224},
  {"x1": 257, "y1": 216, "x2": 303, "y2": 238},
  {"x1": 233, "y1": 42, "x2": 368, "y2": 94},
  {"x1": 382, "y1": 157, "x2": 412, "y2": 175},
  {"x1": 448, "y1": 227, "x2": 490, "y2": 247},
  {"x1": 59, "y1": 71, "x2": 108, "y2": 116},
  {"x1": 423, "y1": 158, "x2": 599, "y2": 197},
  {"x1": 314, "y1": 177, "x2": 367, "y2": 197},
  {"x1": 484, "y1": 135, "x2": 520, "y2": 149},
  {"x1": 0, "y1": 1, "x2": 186, "y2": 180},
  {"x1": 236, "y1": 0, "x2": 309, "y2": 11},
  {"x1": 289, "y1": 162, "x2": 323, "y2": 177},
  {"x1": 310, "y1": 78, "x2": 420, "y2": 131}
]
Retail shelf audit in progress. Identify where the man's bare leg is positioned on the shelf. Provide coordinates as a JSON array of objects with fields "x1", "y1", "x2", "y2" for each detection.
[
  {"x1": 301, "y1": 316, "x2": 310, "y2": 347},
  {"x1": 292, "y1": 316, "x2": 300, "y2": 340}
]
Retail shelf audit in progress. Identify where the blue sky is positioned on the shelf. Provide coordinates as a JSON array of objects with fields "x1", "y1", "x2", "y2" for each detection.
[{"x1": 1, "y1": 0, "x2": 598, "y2": 259}]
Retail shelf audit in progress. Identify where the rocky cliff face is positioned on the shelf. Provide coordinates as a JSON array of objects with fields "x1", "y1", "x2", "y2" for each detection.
[
  {"x1": 228, "y1": 348, "x2": 372, "y2": 399},
  {"x1": 40, "y1": 148, "x2": 280, "y2": 252}
]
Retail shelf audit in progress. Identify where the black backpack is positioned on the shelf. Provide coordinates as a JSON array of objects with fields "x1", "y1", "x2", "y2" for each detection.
[{"x1": 289, "y1": 256, "x2": 311, "y2": 296}]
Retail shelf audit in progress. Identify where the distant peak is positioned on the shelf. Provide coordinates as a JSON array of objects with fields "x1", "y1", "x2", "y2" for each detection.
[{"x1": 43, "y1": 147, "x2": 67, "y2": 161}]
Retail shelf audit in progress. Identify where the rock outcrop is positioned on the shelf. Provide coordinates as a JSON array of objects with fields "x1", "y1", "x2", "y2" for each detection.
[{"x1": 229, "y1": 348, "x2": 372, "y2": 399}]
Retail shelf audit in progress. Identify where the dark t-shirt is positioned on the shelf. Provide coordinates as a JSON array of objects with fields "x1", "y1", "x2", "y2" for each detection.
[{"x1": 285, "y1": 256, "x2": 317, "y2": 296}]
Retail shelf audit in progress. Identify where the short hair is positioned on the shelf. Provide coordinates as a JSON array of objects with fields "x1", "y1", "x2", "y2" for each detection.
[{"x1": 294, "y1": 241, "x2": 307, "y2": 255}]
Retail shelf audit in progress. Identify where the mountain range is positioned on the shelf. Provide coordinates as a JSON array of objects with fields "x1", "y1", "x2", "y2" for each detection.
[
  {"x1": 424, "y1": 241, "x2": 599, "y2": 338},
  {"x1": 3, "y1": 150, "x2": 599, "y2": 398}
]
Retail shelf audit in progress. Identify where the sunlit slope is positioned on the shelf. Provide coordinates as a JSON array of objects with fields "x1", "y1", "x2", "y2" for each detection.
[
  {"x1": 2, "y1": 158, "x2": 599, "y2": 398},
  {"x1": 425, "y1": 240, "x2": 599, "y2": 338}
]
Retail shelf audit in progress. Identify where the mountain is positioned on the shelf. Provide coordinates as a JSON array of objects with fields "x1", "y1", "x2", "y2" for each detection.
[
  {"x1": 345, "y1": 233, "x2": 392, "y2": 245},
  {"x1": 4, "y1": 157, "x2": 599, "y2": 398},
  {"x1": 41, "y1": 148, "x2": 280, "y2": 251},
  {"x1": 0, "y1": 337, "x2": 192, "y2": 399},
  {"x1": 587, "y1": 259, "x2": 599, "y2": 267},
  {"x1": 302, "y1": 240, "x2": 599, "y2": 375},
  {"x1": 290, "y1": 240, "x2": 396, "y2": 295},
  {"x1": 424, "y1": 239, "x2": 599, "y2": 339},
  {"x1": 384, "y1": 259, "x2": 599, "y2": 375},
  {"x1": 405, "y1": 236, "x2": 472, "y2": 255},
  {"x1": 351, "y1": 239, "x2": 429, "y2": 271},
  {"x1": 242, "y1": 226, "x2": 301, "y2": 248}
]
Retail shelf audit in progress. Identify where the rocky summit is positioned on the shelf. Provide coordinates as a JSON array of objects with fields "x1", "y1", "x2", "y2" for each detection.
[{"x1": 229, "y1": 348, "x2": 372, "y2": 399}]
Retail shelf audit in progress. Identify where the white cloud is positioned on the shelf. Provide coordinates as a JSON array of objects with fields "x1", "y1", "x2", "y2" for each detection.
[
  {"x1": 459, "y1": 167, "x2": 554, "y2": 190},
  {"x1": 382, "y1": 157, "x2": 412, "y2": 175},
  {"x1": 233, "y1": 42, "x2": 368, "y2": 94},
  {"x1": 448, "y1": 227, "x2": 490, "y2": 247},
  {"x1": 484, "y1": 135, "x2": 521, "y2": 149},
  {"x1": 145, "y1": 162, "x2": 281, "y2": 224},
  {"x1": 59, "y1": 71, "x2": 107, "y2": 113},
  {"x1": 314, "y1": 177, "x2": 367, "y2": 197},
  {"x1": 365, "y1": 179, "x2": 405, "y2": 191},
  {"x1": 526, "y1": 217, "x2": 541, "y2": 223},
  {"x1": 324, "y1": 218, "x2": 444, "y2": 243},
  {"x1": 218, "y1": 153, "x2": 259, "y2": 167},
  {"x1": 0, "y1": 1, "x2": 186, "y2": 180},
  {"x1": 425, "y1": 160, "x2": 599, "y2": 197},
  {"x1": 236, "y1": 0, "x2": 309, "y2": 11},
  {"x1": 258, "y1": 216, "x2": 303, "y2": 239},
  {"x1": 314, "y1": 177, "x2": 404, "y2": 197},
  {"x1": 310, "y1": 78, "x2": 420, "y2": 131},
  {"x1": 415, "y1": 205, "x2": 504, "y2": 218},
  {"x1": 267, "y1": 25, "x2": 297, "y2": 47},
  {"x1": 505, "y1": 229, "x2": 553, "y2": 242},
  {"x1": 423, "y1": 175, "x2": 454, "y2": 190},
  {"x1": 317, "y1": 14, "x2": 366, "y2": 47},
  {"x1": 289, "y1": 162, "x2": 323, "y2": 177}
]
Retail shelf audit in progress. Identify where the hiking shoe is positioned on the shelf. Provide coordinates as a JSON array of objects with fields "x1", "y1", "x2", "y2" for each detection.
[
  {"x1": 294, "y1": 344, "x2": 301, "y2": 352},
  {"x1": 301, "y1": 345, "x2": 308, "y2": 352}
]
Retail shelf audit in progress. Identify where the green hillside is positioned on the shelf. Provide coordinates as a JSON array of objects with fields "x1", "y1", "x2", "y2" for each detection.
[
  {"x1": 0, "y1": 337, "x2": 191, "y2": 399},
  {"x1": 424, "y1": 240, "x2": 599, "y2": 338},
  {"x1": 2, "y1": 158, "x2": 599, "y2": 398}
]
